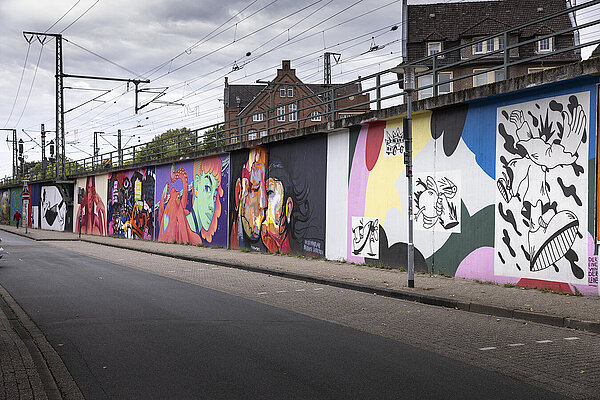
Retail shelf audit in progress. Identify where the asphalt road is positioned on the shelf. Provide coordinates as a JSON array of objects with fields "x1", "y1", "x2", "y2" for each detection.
[{"x1": 0, "y1": 232, "x2": 579, "y2": 399}]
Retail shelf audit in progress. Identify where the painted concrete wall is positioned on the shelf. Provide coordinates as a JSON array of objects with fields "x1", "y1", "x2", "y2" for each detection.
[
  {"x1": 325, "y1": 129, "x2": 349, "y2": 260},
  {"x1": 107, "y1": 167, "x2": 155, "y2": 240},
  {"x1": 30, "y1": 184, "x2": 40, "y2": 229},
  {"x1": 74, "y1": 175, "x2": 108, "y2": 236},
  {"x1": 154, "y1": 154, "x2": 229, "y2": 247},
  {"x1": 2, "y1": 74, "x2": 597, "y2": 296},
  {"x1": 343, "y1": 76, "x2": 598, "y2": 295}
]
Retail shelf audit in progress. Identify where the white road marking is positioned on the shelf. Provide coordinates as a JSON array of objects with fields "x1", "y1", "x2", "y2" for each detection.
[
  {"x1": 313, "y1": 288, "x2": 323, "y2": 291},
  {"x1": 211, "y1": 267, "x2": 219, "y2": 270},
  {"x1": 536, "y1": 340, "x2": 553, "y2": 343},
  {"x1": 564, "y1": 337, "x2": 580, "y2": 341},
  {"x1": 167, "y1": 270, "x2": 175, "y2": 273},
  {"x1": 276, "y1": 290, "x2": 287, "y2": 293},
  {"x1": 479, "y1": 347, "x2": 497, "y2": 351},
  {"x1": 508, "y1": 343, "x2": 525, "y2": 347},
  {"x1": 295, "y1": 289, "x2": 305, "y2": 292},
  {"x1": 257, "y1": 292, "x2": 267, "y2": 295}
]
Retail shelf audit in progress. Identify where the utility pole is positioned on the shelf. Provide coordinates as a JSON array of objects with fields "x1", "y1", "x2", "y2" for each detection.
[
  {"x1": 41, "y1": 124, "x2": 46, "y2": 179},
  {"x1": 117, "y1": 129, "x2": 123, "y2": 167},
  {"x1": 93, "y1": 131, "x2": 101, "y2": 166},
  {"x1": 323, "y1": 52, "x2": 341, "y2": 122},
  {"x1": 23, "y1": 31, "x2": 150, "y2": 179}
]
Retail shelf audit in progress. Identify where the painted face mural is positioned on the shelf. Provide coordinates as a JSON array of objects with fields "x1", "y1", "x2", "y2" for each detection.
[
  {"x1": 495, "y1": 93, "x2": 589, "y2": 284},
  {"x1": 76, "y1": 176, "x2": 107, "y2": 235},
  {"x1": 107, "y1": 168, "x2": 155, "y2": 240},
  {"x1": 231, "y1": 147, "x2": 267, "y2": 249},
  {"x1": 230, "y1": 138, "x2": 325, "y2": 256},
  {"x1": 187, "y1": 156, "x2": 224, "y2": 242},
  {"x1": 155, "y1": 155, "x2": 228, "y2": 246},
  {"x1": 1, "y1": 190, "x2": 10, "y2": 224}
]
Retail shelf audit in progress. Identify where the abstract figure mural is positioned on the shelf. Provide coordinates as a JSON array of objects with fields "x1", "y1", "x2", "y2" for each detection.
[
  {"x1": 351, "y1": 217, "x2": 379, "y2": 258},
  {"x1": 230, "y1": 138, "x2": 326, "y2": 256},
  {"x1": 75, "y1": 175, "x2": 107, "y2": 235},
  {"x1": 107, "y1": 167, "x2": 155, "y2": 240},
  {"x1": 414, "y1": 173, "x2": 460, "y2": 232},
  {"x1": 495, "y1": 93, "x2": 589, "y2": 284},
  {"x1": 155, "y1": 155, "x2": 229, "y2": 246},
  {"x1": 41, "y1": 186, "x2": 69, "y2": 231}
]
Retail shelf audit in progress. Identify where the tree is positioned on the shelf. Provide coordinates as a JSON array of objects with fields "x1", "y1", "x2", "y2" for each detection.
[
  {"x1": 135, "y1": 127, "x2": 196, "y2": 162},
  {"x1": 199, "y1": 125, "x2": 226, "y2": 150}
]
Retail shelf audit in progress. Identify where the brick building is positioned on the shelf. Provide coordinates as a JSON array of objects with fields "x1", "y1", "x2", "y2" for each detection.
[
  {"x1": 406, "y1": 0, "x2": 580, "y2": 99},
  {"x1": 223, "y1": 60, "x2": 370, "y2": 141}
]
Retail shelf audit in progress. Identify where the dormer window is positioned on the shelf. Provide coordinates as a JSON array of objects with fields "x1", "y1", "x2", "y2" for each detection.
[
  {"x1": 473, "y1": 36, "x2": 504, "y2": 54},
  {"x1": 537, "y1": 37, "x2": 553, "y2": 53},
  {"x1": 427, "y1": 42, "x2": 442, "y2": 56}
]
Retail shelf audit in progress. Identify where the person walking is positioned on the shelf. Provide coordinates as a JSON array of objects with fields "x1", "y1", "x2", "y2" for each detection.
[{"x1": 13, "y1": 210, "x2": 21, "y2": 229}]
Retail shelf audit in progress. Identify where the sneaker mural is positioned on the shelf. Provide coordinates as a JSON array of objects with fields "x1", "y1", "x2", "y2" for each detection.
[{"x1": 495, "y1": 93, "x2": 589, "y2": 283}]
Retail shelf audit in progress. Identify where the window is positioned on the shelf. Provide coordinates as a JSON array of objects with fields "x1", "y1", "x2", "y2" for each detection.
[
  {"x1": 473, "y1": 69, "x2": 505, "y2": 87},
  {"x1": 418, "y1": 72, "x2": 452, "y2": 99},
  {"x1": 427, "y1": 42, "x2": 441, "y2": 56},
  {"x1": 280, "y1": 87, "x2": 286, "y2": 97},
  {"x1": 473, "y1": 36, "x2": 504, "y2": 54},
  {"x1": 253, "y1": 112, "x2": 264, "y2": 122},
  {"x1": 277, "y1": 128, "x2": 285, "y2": 133},
  {"x1": 248, "y1": 130, "x2": 257, "y2": 140},
  {"x1": 310, "y1": 110, "x2": 322, "y2": 121},
  {"x1": 537, "y1": 37, "x2": 553, "y2": 53},
  {"x1": 277, "y1": 106, "x2": 285, "y2": 122},
  {"x1": 289, "y1": 104, "x2": 297, "y2": 122},
  {"x1": 260, "y1": 130, "x2": 268, "y2": 138},
  {"x1": 287, "y1": 87, "x2": 294, "y2": 97}
]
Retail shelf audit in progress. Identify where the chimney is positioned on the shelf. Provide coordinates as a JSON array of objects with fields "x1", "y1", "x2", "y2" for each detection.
[
  {"x1": 282, "y1": 60, "x2": 291, "y2": 70},
  {"x1": 224, "y1": 76, "x2": 229, "y2": 87}
]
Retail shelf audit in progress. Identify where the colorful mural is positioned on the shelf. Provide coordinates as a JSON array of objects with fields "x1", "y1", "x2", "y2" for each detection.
[
  {"x1": 230, "y1": 137, "x2": 327, "y2": 256},
  {"x1": 0, "y1": 190, "x2": 9, "y2": 224},
  {"x1": 154, "y1": 154, "x2": 229, "y2": 247},
  {"x1": 10, "y1": 187, "x2": 22, "y2": 227},
  {"x1": 107, "y1": 167, "x2": 155, "y2": 240},
  {"x1": 74, "y1": 175, "x2": 108, "y2": 235},
  {"x1": 341, "y1": 77, "x2": 598, "y2": 295}
]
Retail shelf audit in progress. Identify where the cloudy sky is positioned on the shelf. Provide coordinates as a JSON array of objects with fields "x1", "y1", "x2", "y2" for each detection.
[{"x1": 1, "y1": 0, "x2": 598, "y2": 179}]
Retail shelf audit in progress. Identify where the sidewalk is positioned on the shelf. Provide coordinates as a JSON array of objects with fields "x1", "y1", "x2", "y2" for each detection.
[{"x1": 2, "y1": 224, "x2": 600, "y2": 334}]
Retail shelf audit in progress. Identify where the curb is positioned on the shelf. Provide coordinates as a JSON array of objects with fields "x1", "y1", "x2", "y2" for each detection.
[{"x1": 3, "y1": 226, "x2": 600, "y2": 336}]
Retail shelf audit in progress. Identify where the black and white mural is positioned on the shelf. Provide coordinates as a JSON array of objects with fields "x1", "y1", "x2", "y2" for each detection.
[
  {"x1": 383, "y1": 125, "x2": 404, "y2": 157},
  {"x1": 351, "y1": 216, "x2": 379, "y2": 258},
  {"x1": 414, "y1": 171, "x2": 461, "y2": 233},
  {"x1": 40, "y1": 185, "x2": 68, "y2": 231},
  {"x1": 495, "y1": 92, "x2": 589, "y2": 284}
]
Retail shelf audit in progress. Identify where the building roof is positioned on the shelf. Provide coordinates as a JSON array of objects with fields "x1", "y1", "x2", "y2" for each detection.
[
  {"x1": 408, "y1": 0, "x2": 572, "y2": 43},
  {"x1": 224, "y1": 84, "x2": 264, "y2": 110}
]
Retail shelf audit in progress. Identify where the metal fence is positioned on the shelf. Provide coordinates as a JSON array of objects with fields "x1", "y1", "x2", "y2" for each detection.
[{"x1": 1, "y1": 0, "x2": 598, "y2": 187}]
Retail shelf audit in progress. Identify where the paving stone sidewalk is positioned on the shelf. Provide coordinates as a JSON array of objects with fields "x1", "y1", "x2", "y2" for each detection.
[{"x1": 2, "y1": 225, "x2": 600, "y2": 333}]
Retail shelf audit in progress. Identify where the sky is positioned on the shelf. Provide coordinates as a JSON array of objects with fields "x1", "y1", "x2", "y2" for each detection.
[{"x1": 0, "y1": 0, "x2": 598, "y2": 179}]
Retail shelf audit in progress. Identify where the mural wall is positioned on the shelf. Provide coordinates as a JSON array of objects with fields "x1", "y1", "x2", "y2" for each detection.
[
  {"x1": 0, "y1": 190, "x2": 10, "y2": 224},
  {"x1": 229, "y1": 136, "x2": 327, "y2": 256},
  {"x1": 10, "y1": 187, "x2": 22, "y2": 227},
  {"x1": 41, "y1": 185, "x2": 73, "y2": 232},
  {"x1": 107, "y1": 167, "x2": 155, "y2": 240},
  {"x1": 30, "y1": 183, "x2": 40, "y2": 228},
  {"x1": 154, "y1": 154, "x2": 229, "y2": 247},
  {"x1": 339, "y1": 77, "x2": 598, "y2": 295},
  {"x1": 74, "y1": 175, "x2": 108, "y2": 235}
]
